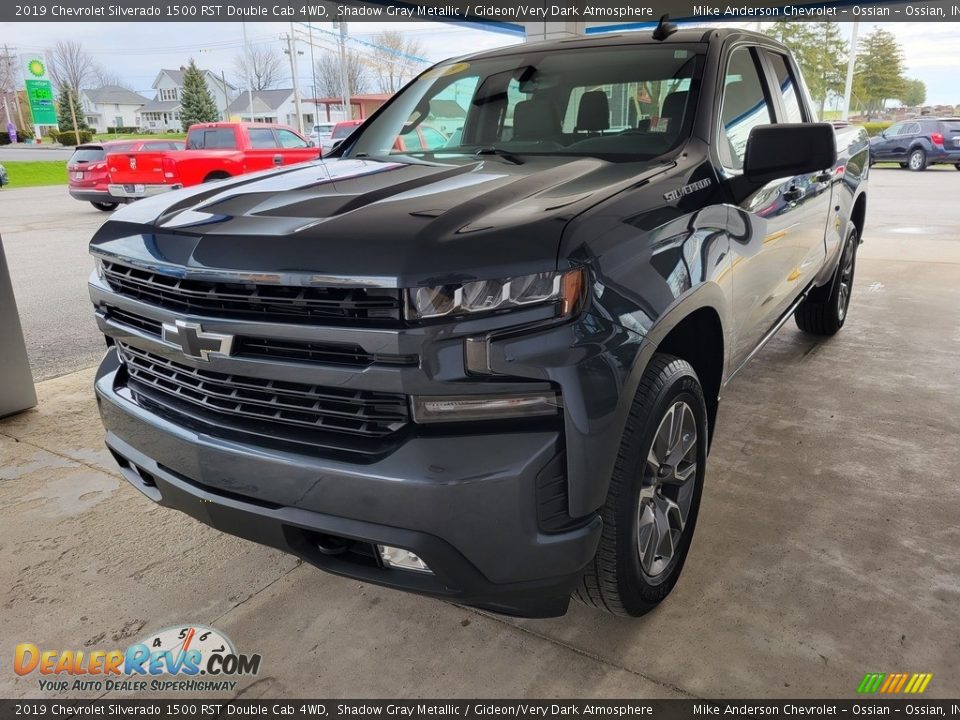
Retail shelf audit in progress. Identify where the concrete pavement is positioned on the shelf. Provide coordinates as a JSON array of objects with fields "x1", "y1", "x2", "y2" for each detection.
[{"x1": 1, "y1": 166, "x2": 960, "y2": 699}]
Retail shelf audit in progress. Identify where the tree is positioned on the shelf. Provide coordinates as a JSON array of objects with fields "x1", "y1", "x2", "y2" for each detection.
[
  {"x1": 56, "y1": 84, "x2": 88, "y2": 132},
  {"x1": 764, "y1": 22, "x2": 847, "y2": 115},
  {"x1": 179, "y1": 59, "x2": 219, "y2": 131},
  {"x1": 369, "y1": 31, "x2": 427, "y2": 93},
  {"x1": 899, "y1": 78, "x2": 926, "y2": 108},
  {"x1": 48, "y1": 40, "x2": 98, "y2": 92},
  {"x1": 233, "y1": 45, "x2": 283, "y2": 91},
  {"x1": 853, "y1": 28, "x2": 907, "y2": 118},
  {"x1": 314, "y1": 49, "x2": 369, "y2": 101}
]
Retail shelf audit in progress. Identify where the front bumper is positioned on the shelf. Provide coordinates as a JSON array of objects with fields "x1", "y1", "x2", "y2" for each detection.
[
  {"x1": 95, "y1": 350, "x2": 602, "y2": 617},
  {"x1": 108, "y1": 183, "x2": 182, "y2": 199}
]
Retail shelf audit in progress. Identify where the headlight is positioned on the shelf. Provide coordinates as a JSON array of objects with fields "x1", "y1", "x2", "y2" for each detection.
[
  {"x1": 92, "y1": 256, "x2": 105, "y2": 280},
  {"x1": 406, "y1": 268, "x2": 583, "y2": 320}
]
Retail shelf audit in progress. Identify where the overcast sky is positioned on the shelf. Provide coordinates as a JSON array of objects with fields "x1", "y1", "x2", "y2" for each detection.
[{"x1": 5, "y1": 21, "x2": 959, "y2": 106}]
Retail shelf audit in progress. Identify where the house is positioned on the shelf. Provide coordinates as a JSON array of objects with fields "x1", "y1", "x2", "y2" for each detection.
[
  {"x1": 79, "y1": 86, "x2": 150, "y2": 134},
  {"x1": 138, "y1": 68, "x2": 236, "y2": 131},
  {"x1": 226, "y1": 89, "x2": 320, "y2": 130}
]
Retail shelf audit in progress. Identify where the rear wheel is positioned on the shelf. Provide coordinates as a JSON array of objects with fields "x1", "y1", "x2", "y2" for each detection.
[
  {"x1": 908, "y1": 148, "x2": 927, "y2": 171},
  {"x1": 794, "y1": 228, "x2": 858, "y2": 336},
  {"x1": 91, "y1": 201, "x2": 118, "y2": 211},
  {"x1": 574, "y1": 354, "x2": 707, "y2": 617},
  {"x1": 203, "y1": 172, "x2": 231, "y2": 183}
]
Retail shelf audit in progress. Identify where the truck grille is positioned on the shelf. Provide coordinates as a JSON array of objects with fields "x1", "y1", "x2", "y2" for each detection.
[
  {"x1": 102, "y1": 261, "x2": 403, "y2": 326},
  {"x1": 117, "y1": 342, "x2": 409, "y2": 440},
  {"x1": 104, "y1": 306, "x2": 418, "y2": 368}
]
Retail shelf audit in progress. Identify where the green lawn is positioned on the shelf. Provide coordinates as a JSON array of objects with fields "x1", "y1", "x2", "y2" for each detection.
[
  {"x1": 0, "y1": 161, "x2": 68, "y2": 188},
  {"x1": 92, "y1": 132, "x2": 185, "y2": 142}
]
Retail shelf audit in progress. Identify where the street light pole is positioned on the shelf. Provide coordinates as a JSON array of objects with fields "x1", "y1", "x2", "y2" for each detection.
[
  {"x1": 286, "y1": 24, "x2": 304, "y2": 134},
  {"x1": 241, "y1": 22, "x2": 254, "y2": 122},
  {"x1": 842, "y1": 21, "x2": 859, "y2": 121},
  {"x1": 335, "y1": 21, "x2": 350, "y2": 121}
]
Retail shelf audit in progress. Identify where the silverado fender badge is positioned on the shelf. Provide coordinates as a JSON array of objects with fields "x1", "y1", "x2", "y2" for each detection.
[{"x1": 664, "y1": 178, "x2": 713, "y2": 203}]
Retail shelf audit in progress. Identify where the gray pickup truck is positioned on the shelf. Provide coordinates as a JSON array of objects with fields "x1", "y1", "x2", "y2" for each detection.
[{"x1": 88, "y1": 27, "x2": 868, "y2": 618}]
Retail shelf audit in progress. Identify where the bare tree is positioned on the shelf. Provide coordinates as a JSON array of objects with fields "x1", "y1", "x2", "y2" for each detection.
[
  {"x1": 47, "y1": 39, "x2": 98, "y2": 91},
  {"x1": 369, "y1": 31, "x2": 427, "y2": 93},
  {"x1": 93, "y1": 66, "x2": 133, "y2": 90},
  {"x1": 0, "y1": 45, "x2": 17, "y2": 95},
  {"x1": 313, "y1": 49, "x2": 369, "y2": 99},
  {"x1": 233, "y1": 45, "x2": 284, "y2": 91}
]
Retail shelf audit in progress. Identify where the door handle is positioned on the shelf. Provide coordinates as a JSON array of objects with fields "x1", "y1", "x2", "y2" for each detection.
[
  {"x1": 273, "y1": 154, "x2": 283, "y2": 166},
  {"x1": 784, "y1": 186, "x2": 803, "y2": 202}
]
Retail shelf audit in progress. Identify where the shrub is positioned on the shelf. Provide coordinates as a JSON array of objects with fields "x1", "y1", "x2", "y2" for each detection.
[
  {"x1": 50, "y1": 129, "x2": 94, "y2": 146},
  {"x1": 862, "y1": 121, "x2": 893, "y2": 137},
  {"x1": 106, "y1": 126, "x2": 139, "y2": 134}
]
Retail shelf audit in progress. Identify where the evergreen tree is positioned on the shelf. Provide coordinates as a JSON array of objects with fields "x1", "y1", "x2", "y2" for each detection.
[
  {"x1": 179, "y1": 59, "x2": 219, "y2": 131},
  {"x1": 853, "y1": 28, "x2": 907, "y2": 118},
  {"x1": 764, "y1": 22, "x2": 847, "y2": 117},
  {"x1": 56, "y1": 85, "x2": 88, "y2": 134}
]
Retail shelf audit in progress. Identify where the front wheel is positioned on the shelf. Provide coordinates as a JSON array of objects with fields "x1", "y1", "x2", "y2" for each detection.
[
  {"x1": 794, "y1": 228, "x2": 858, "y2": 336},
  {"x1": 91, "y1": 201, "x2": 118, "y2": 211},
  {"x1": 908, "y1": 148, "x2": 927, "y2": 171},
  {"x1": 575, "y1": 354, "x2": 708, "y2": 617}
]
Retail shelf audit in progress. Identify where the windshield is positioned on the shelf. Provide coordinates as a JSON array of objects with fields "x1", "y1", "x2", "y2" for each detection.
[{"x1": 344, "y1": 44, "x2": 703, "y2": 163}]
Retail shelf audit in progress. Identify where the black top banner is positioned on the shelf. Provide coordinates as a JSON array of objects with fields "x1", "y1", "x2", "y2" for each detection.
[{"x1": 5, "y1": 0, "x2": 960, "y2": 23}]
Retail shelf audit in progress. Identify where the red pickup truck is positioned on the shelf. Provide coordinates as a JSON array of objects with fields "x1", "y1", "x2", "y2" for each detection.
[{"x1": 105, "y1": 122, "x2": 318, "y2": 201}]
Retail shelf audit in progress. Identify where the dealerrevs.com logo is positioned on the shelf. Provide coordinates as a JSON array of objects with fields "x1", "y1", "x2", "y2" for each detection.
[{"x1": 14, "y1": 624, "x2": 261, "y2": 693}]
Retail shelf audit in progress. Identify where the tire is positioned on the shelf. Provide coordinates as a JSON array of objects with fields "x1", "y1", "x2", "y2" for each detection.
[
  {"x1": 908, "y1": 148, "x2": 927, "y2": 171},
  {"x1": 91, "y1": 201, "x2": 118, "y2": 211},
  {"x1": 575, "y1": 354, "x2": 708, "y2": 617},
  {"x1": 794, "y1": 228, "x2": 859, "y2": 336},
  {"x1": 899, "y1": 162, "x2": 909, "y2": 169},
  {"x1": 203, "y1": 172, "x2": 230, "y2": 183}
]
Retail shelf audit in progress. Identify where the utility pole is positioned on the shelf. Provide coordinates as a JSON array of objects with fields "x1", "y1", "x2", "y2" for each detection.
[
  {"x1": 241, "y1": 23, "x2": 254, "y2": 121},
  {"x1": 67, "y1": 87, "x2": 80, "y2": 142},
  {"x1": 285, "y1": 25, "x2": 304, "y2": 134},
  {"x1": 220, "y1": 70, "x2": 229, "y2": 120},
  {"x1": 334, "y1": 21, "x2": 350, "y2": 121},
  {"x1": 307, "y1": 23, "x2": 317, "y2": 129},
  {"x1": 841, "y1": 21, "x2": 859, "y2": 121}
]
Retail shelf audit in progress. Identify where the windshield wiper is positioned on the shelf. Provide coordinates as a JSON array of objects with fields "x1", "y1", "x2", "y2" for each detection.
[{"x1": 475, "y1": 147, "x2": 524, "y2": 165}]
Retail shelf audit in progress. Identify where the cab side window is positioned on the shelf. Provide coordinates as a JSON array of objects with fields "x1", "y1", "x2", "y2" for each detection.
[
  {"x1": 719, "y1": 47, "x2": 775, "y2": 171},
  {"x1": 766, "y1": 52, "x2": 807, "y2": 123}
]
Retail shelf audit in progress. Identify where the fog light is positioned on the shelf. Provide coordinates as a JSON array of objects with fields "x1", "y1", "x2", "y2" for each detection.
[
  {"x1": 377, "y1": 545, "x2": 433, "y2": 573},
  {"x1": 411, "y1": 392, "x2": 561, "y2": 423}
]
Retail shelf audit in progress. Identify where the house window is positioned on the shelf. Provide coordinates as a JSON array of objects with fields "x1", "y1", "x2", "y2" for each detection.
[{"x1": 160, "y1": 88, "x2": 178, "y2": 102}]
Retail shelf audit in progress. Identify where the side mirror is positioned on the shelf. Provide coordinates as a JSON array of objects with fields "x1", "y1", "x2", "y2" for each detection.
[
  {"x1": 742, "y1": 123, "x2": 837, "y2": 185},
  {"x1": 332, "y1": 140, "x2": 342, "y2": 150}
]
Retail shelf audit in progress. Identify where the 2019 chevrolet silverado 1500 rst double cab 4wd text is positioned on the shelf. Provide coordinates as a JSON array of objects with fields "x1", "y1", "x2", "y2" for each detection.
[{"x1": 89, "y1": 28, "x2": 868, "y2": 618}]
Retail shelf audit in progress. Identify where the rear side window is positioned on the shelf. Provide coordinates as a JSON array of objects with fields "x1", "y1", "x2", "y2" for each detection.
[
  {"x1": 248, "y1": 128, "x2": 278, "y2": 149},
  {"x1": 187, "y1": 128, "x2": 236, "y2": 149},
  {"x1": 900, "y1": 122, "x2": 920, "y2": 135},
  {"x1": 69, "y1": 147, "x2": 105, "y2": 163},
  {"x1": 766, "y1": 52, "x2": 806, "y2": 123},
  {"x1": 719, "y1": 47, "x2": 774, "y2": 170}
]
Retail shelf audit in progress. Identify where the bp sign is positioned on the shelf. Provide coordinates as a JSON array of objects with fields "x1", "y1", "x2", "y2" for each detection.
[{"x1": 20, "y1": 54, "x2": 57, "y2": 126}]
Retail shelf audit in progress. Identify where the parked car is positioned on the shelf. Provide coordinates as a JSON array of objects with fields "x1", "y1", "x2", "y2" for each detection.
[
  {"x1": 68, "y1": 139, "x2": 185, "y2": 211},
  {"x1": 308, "y1": 122, "x2": 336, "y2": 153},
  {"x1": 89, "y1": 28, "x2": 867, "y2": 618},
  {"x1": 869, "y1": 117, "x2": 960, "y2": 171},
  {"x1": 104, "y1": 122, "x2": 318, "y2": 202}
]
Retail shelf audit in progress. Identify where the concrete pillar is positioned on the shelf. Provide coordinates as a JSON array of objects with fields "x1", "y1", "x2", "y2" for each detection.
[
  {"x1": 0, "y1": 233, "x2": 37, "y2": 417},
  {"x1": 523, "y1": 21, "x2": 586, "y2": 42}
]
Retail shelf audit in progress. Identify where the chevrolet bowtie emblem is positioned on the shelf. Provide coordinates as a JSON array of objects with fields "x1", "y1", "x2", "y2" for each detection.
[{"x1": 161, "y1": 320, "x2": 234, "y2": 361}]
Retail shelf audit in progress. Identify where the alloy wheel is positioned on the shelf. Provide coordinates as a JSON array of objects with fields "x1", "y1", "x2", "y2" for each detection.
[
  {"x1": 909, "y1": 151, "x2": 924, "y2": 170},
  {"x1": 837, "y1": 237, "x2": 856, "y2": 322},
  {"x1": 637, "y1": 400, "x2": 698, "y2": 577}
]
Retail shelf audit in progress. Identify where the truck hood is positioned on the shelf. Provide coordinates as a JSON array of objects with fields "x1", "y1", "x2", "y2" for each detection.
[{"x1": 91, "y1": 156, "x2": 668, "y2": 286}]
